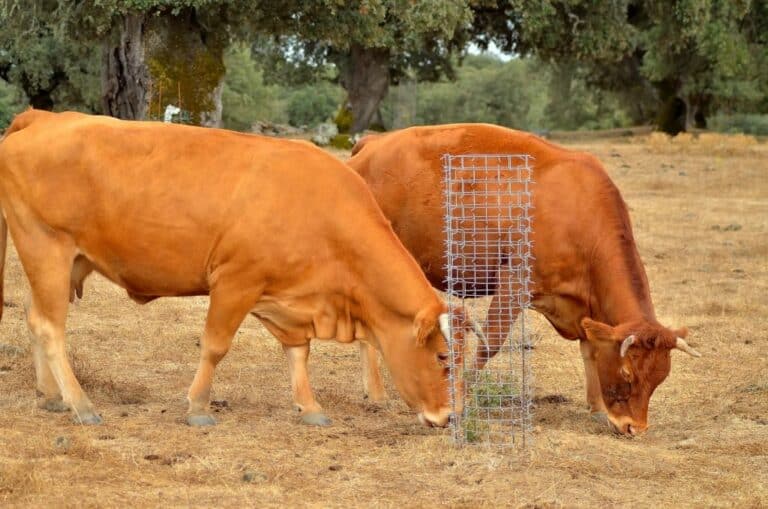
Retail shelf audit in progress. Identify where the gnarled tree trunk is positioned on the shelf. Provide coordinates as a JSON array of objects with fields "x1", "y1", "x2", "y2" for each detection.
[
  {"x1": 685, "y1": 93, "x2": 710, "y2": 129},
  {"x1": 340, "y1": 45, "x2": 390, "y2": 134},
  {"x1": 145, "y1": 10, "x2": 226, "y2": 127},
  {"x1": 654, "y1": 78, "x2": 687, "y2": 135},
  {"x1": 101, "y1": 14, "x2": 150, "y2": 120}
]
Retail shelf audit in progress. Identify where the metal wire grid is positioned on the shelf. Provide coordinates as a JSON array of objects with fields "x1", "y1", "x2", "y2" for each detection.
[{"x1": 442, "y1": 154, "x2": 534, "y2": 448}]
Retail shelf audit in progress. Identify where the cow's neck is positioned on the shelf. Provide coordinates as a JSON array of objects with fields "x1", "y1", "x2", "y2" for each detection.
[
  {"x1": 534, "y1": 206, "x2": 658, "y2": 340},
  {"x1": 587, "y1": 224, "x2": 656, "y2": 327},
  {"x1": 355, "y1": 241, "x2": 441, "y2": 338}
]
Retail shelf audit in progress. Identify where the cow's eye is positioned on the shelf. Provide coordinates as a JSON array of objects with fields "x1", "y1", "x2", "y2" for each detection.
[{"x1": 437, "y1": 352, "x2": 450, "y2": 363}]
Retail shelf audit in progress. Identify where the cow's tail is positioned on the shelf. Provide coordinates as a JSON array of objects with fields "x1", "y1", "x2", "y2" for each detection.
[{"x1": 0, "y1": 210, "x2": 6, "y2": 322}]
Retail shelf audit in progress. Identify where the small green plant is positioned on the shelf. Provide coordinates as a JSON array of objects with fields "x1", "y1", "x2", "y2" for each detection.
[
  {"x1": 468, "y1": 370, "x2": 519, "y2": 409},
  {"x1": 334, "y1": 105, "x2": 353, "y2": 134},
  {"x1": 329, "y1": 133, "x2": 354, "y2": 149},
  {"x1": 460, "y1": 370, "x2": 520, "y2": 444}
]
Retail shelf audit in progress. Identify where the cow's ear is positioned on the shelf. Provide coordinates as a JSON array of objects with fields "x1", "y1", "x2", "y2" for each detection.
[
  {"x1": 672, "y1": 326, "x2": 688, "y2": 339},
  {"x1": 581, "y1": 317, "x2": 617, "y2": 343},
  {"x1": 414, "y1": 304, "x2": 442, "y2": 347}
]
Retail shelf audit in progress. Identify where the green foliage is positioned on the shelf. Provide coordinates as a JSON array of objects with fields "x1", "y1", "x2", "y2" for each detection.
[
  {"x1": 460, "y1": 370, "x2": 520, "y2": 444},
  {"x1": 334, "y1": 105, "x2": 354, "y2": 133},
  {"x1": 0, "y1": 7, "x2": 101, "y2": 112},
  {"x1": 0, "y1": 79, "x2": 27, "y2": 129},
  {"x1": 639, "y1": 0, "x2": 764, "y2": 110},
  {"x1": 543, "y1": 62, "x2": 631, "y2": 131},
  {"x1": 469, "y1": 0, "x2": 768, "y2": 131},
  {"x1": 221, "y1": 45, "x2": 346, "y2": 131},
  {"x1": 286, "y1": 83, "x2": 341, "y2": 127},
  {"x1": 253, "y1": 1, "x2": 473, "y2": 93},
  {"x1": 329, "y1": 134, "x2": 354, "y2": 149},
  {"x1": 222, "y1": 45, "x2": 285, "y2": 131},
  {"x1": 383, "y1": 56, "x2": 549, "y2": 131}
]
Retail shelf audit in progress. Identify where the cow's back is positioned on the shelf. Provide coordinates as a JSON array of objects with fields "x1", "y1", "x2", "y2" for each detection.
[
  {"x1": 0, "y1": 110, "x2": 394, "y2": 297},
  {"x1": 348, "y1": 124, "x2": 629, "y2": 297}
]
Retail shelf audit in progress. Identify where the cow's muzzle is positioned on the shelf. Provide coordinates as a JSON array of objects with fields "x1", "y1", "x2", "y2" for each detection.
[
  {"x1": 608, "y1": 417, "x2": 648, "y2": 436},
  {"x1": 418, "y1": 411, "x2": 452, "y2": 428}
]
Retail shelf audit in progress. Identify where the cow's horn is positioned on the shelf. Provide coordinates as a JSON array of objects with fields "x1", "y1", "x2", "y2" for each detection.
[
  {"x1": 675, "y1": 337, "x2": 702, "y2": 358},
  {"x1": 438, "y1": 313, "x2": 451, "y2": 341},
  {"x1": 468, "y1": 318, "x2": 489, "y2": 353},
  {"x1": 620, "y1": 335, "x2": 636, "y2": 357}
]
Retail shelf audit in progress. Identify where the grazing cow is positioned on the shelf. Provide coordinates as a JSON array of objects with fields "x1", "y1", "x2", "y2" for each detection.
[
  {"x1": 348, "y1": 124, "x2": 701, "y2": 435},
  {"x1": 0, "y1": 110, "x2": 463, "y2": 428}
]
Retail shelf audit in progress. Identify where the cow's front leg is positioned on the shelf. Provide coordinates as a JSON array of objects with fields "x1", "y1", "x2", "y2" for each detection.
[
  {"x1": 579, "y1": 340, "x2": 609, "y2": 424},
  {"x1": 283, "y1": 342, "x2": 331, "y2": 426},
  {"x1": 359, "y1": 341, "x2": 387, "y2": 403},
  {"x1": 187, "y1": 285, "x2": 253, "y2": 426}
]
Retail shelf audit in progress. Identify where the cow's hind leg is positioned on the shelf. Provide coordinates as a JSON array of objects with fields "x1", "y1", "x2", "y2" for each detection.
[
  {"x1": 359, "y1": 341, "x2": 387, "y2": 403},
  {"x1": 283, "y1": 342, "x2": 331, "y2": 426},
  {"x1": 25, "y1": 302, "x2": 68, "y2": 413},
  {"x1": 186, "y1": 284, "x2": 254, "y2": 426},
  {"x1": 17, "y1": 238, "x2": 101, "y2": 424}
]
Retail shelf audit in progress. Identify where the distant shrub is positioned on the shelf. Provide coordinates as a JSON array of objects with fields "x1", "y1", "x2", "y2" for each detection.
[
  {"x1": 0, "y1": 80, "x2": 27, "y2": 130},
  {"x1": 222, "y1": 45, "x2": 286, "y2": 131},
  {"x1": 333, "y1": 104, "x2": 353, "y2": 133},
  {"x1": 286, "y1": 83, "x2": 341, "y2": 128},
  {"x1": 329, "y1": 133, "x2": 354, "y2": 149},
  {"x1": 709, "y1": 114, "x2": 768, "y2": 136}
]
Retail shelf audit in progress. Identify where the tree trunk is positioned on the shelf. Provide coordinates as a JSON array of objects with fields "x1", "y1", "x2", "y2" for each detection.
[
  {"x1": 27, "y1": 90, "x2": 55, "y2": 111},
  {"x1": 200, "y1": 81, "x2": 224, "y2": 128},
  {"x1": 144, "y1": 10, "x2": 226, "y2": 127},
  {"x1": 101, "y1": 14, "x2": 150, "y2": 120},
  {"x1": 341, "y1": 45, "x2": 390, "y2": 134},
  {"x1": 686, "y1": 93, "x2": 710, "y2": 129},
  {"x1": 654, "y1": 78, "x2": 686, "y2": 135}
]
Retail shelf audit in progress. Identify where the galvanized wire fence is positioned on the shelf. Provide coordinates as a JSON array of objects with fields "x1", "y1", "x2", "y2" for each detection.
[{"x1": 443, "y1": 153, "x2": 534, "y2": 448}]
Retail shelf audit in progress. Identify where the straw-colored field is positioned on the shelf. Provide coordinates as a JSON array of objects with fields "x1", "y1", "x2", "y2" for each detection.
[{"x1": 0, "y1": 134, "x2": 766, "y2": 508}]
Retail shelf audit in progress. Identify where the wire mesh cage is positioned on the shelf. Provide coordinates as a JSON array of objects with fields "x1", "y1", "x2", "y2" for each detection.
[{"x1": 442, "y1": 153, "x2": 535, "y2": 448}]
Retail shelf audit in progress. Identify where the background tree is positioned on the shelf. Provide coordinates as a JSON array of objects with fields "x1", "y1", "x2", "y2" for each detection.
[
  {"x1": 0, "y1": 2, "x2": 100, "y2": 112},
  {"x1": 0, "y1": 78, "x2": 27, "y2": 128},
  {"x1": 0, "y1": 0, "x2": 271, "y2": 125},
  {"x1": 469, "y1": 0, "x2": 768, "y2": 133},
  {"x1": 256, "y1": 0, "x2": 473, "y2": 133}
]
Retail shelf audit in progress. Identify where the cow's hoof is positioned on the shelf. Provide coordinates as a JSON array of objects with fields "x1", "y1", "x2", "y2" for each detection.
[
  {"x1": 39, "y1": 398, "x2": 69, "y2": 413},
  {"x1": 187, "y1": 414, "x2": 217, "y2": 427},
  {"x1": 74, "y1": 413, "x2": 103, "y2": 425},
  {"x1": 364, "y1": 393, "x2": 388, "y2": 405},
  {"x1": 590, "y1": 411, "x2": 609, "y2": 426},
  {"x1": 301, "y1": 412, "x2": 332, "y2": 426}
]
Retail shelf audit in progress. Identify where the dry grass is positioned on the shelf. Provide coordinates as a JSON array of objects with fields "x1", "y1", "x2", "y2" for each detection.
[
  {"x1": 645, "y1": 131, "x2": 759, "y2": 155},
  {"x1": 0, "y1": 138, "x2": 766, "y2": 507}
]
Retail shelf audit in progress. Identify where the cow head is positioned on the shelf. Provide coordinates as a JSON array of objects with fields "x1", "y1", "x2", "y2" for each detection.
[
  {"x1": 382, "y1": 303, "x2": 482, "y2": 428},
  {"x1": 581, "y1": 318, "x2": 700, "y2": 435}
]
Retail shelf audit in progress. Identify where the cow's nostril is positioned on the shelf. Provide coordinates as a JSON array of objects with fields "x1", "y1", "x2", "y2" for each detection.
[{"x1": 626, "y1": 424, "x2": 636, "y2": 436}]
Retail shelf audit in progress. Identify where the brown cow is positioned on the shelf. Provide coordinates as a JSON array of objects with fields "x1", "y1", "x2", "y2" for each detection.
[
  {"x1": 0, "y1": 110, "x2": 464, "y2": 428},
  {"x1": 348, "y1": 123, "x2": 701, "y2": 435}
]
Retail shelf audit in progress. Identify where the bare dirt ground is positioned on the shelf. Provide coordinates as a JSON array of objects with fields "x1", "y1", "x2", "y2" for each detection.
[{"x1": 0, "y1": 134, "x2": 766, "y2": 508}]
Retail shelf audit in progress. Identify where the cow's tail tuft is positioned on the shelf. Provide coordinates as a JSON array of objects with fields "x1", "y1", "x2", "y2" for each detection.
[{"x1": 350, "y1": 132, "x2": 384, "y2": 157}]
